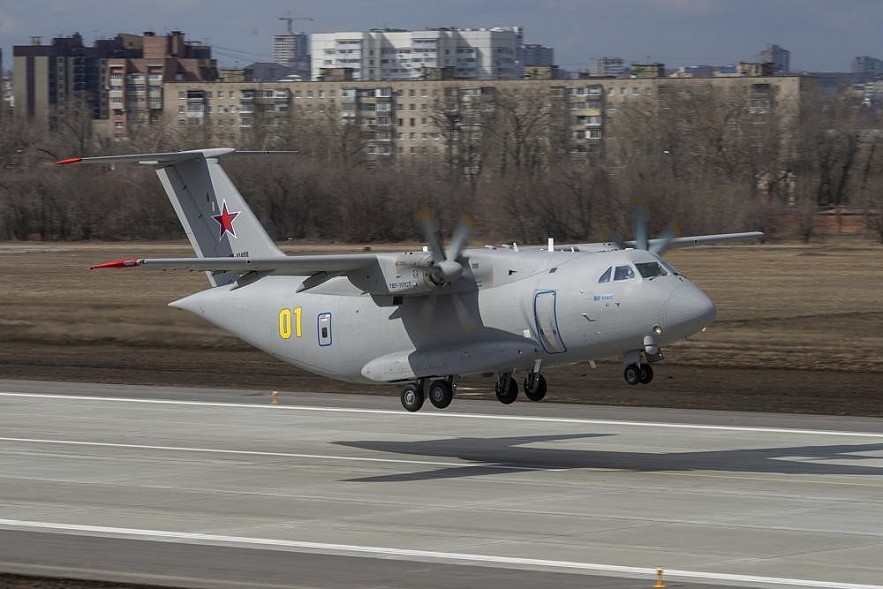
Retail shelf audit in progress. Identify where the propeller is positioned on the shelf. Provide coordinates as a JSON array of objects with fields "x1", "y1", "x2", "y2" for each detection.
[
  {"x1": 414, "y1": 211, "x2": 478, "y2": 332},
  {"x1": 417, "y1": 210, "x2": 472, "y2": 287},
  {"x1": 626, "y1": 206, "x2": 677, "y2": 256}
]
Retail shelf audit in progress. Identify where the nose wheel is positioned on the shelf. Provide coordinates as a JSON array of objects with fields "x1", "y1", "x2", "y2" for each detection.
[{"x1": 624, "y1": 363, "x2": 654, "y2": 385}]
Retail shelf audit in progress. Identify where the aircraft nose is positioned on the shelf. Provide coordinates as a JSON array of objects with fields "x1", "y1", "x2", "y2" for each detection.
[{"x1": 665, "y1": 284, "x2": 717, "y2": 334}]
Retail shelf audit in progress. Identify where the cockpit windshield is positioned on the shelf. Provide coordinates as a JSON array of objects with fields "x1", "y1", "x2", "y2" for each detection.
[
  {"x1": 613, "y1": 265, "x2": 635, "y2": 281},
  {"x1": 635, "y1": 261, "x2": 668, "y2": 279}
]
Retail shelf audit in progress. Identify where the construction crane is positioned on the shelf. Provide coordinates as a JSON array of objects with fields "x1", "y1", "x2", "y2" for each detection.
[{"x1": 279, "y1": 10, "x2": 314, "y2": 34}]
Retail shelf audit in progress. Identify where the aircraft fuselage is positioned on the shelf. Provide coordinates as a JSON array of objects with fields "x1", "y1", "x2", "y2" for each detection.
[{"x1": 171, "y1": 247, "x2": 715, "y2": 384}]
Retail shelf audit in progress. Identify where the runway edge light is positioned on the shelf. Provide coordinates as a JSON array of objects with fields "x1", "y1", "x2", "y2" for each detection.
[
  {"x1": 654, "y1": 566, "x2": 666, "y2": 588},
  {"x1": 271, "y1": 391, "x2": 279, "y2": 405}
]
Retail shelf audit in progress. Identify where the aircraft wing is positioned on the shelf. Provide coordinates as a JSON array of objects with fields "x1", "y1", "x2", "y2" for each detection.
[
  {"x1": 90, "y1": 254, "x2": 379, "y2": 275},
  {"x1": 647, "y1": 231, "x2": 764, "y2": 250},
  {"x1": 567, "y1": 231, "x2": 764, "y2": 252},
  {"x1": 90, "y1": 251, "x2": 448, "y2": 296}
]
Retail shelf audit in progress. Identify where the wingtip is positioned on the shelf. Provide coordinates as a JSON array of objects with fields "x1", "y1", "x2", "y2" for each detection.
[
  {"x1": 56, "y1": 157, "x2": 83, "y2": 165},
  {"x1": 90, "y1": 258, "x2": 141, "y2": 270}
]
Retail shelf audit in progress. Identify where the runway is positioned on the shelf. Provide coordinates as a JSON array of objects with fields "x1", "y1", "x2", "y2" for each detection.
[{"x1": 0, "y1": 379, "x2": 882, "y2": 589}]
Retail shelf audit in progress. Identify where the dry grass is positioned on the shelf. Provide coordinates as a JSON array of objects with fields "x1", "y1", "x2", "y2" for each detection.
[{"x1": 1, "y1": 239, "x2": 881, "y2": 416}]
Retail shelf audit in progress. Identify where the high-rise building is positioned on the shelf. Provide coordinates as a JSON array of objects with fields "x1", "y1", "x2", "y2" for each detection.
[
  {"x1": 14, "y1": 31, "x2": 217, "y2": 137},
  {"x1": 588, "y1": 57, "x2": 625, "y2": 77},
  {"x1": 758, "y1": 44, "x2": 790, "y2": 74},
  {"x1": 13, "y1": 33, "x2": 141, "y2": 126},
  {"x1": 273, "y1": 31, "x2": 310, "y2": 79},
  {"x1": 852, "y1": 56, "x2": 883, "y2": 81},
  {"x1": 105, "y1": 31, "x2": 217, "y2": 138},
  {"x1": 310, "y1": 27, "x2": 520, "y2": 81},
  {"x1": 520, "y1": 44, "x2": 554, "y2": 67}
]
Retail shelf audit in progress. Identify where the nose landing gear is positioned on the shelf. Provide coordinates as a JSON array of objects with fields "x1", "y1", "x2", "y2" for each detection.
[
  {"x1": 622, "y1": 347, "x2": 660, "y2": 386},
  {"x1": 624, "y1": 362, "x2": 654, "y2": 385}
]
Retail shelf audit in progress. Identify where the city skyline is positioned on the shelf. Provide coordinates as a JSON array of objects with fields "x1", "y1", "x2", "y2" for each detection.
[{"x1": 2, "y1": 0, "x2": 882, "y2": 73}]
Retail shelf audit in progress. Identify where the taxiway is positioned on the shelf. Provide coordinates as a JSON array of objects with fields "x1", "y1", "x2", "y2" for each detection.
[{"x1": 0, "y1": 379, "x2": 881, "y2": 589}]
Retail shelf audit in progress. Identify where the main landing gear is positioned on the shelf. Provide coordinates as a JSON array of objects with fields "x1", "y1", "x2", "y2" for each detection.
[
  {"x1": 400, "y1": 377, "x2": 456, "y2": 412},
  {"x1": 400, "y1": 369, "x2": 548, "y2": 412}
]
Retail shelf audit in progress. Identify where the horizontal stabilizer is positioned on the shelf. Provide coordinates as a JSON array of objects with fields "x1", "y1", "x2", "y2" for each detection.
[
  {"x1": 57, "y1": 148, "x2": 237, "y2": 166},
  {"x1": 90, "y1": 254, "x2": 379, "y2": 276}
]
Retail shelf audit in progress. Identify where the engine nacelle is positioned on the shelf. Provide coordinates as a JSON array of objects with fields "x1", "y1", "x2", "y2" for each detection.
[{"x1": 347, "y1": 252, "x2": 439, "y2": 296}]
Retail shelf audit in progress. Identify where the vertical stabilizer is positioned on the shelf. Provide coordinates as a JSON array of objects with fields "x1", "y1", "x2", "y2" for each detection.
[{"x1": 58, "y1": 148, "x2": 284, "y2": 286}]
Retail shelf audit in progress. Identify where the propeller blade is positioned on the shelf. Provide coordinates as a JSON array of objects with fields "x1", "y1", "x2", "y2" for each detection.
[
  {"x1": 650, "y1": 226, "x2": 676, "y2": 255},
  {"x1": 416, "y1": 210, "x2": 445, "y2": 263},
  {"x1": 634, "y1": 207, "x2": 649, "y2": 251},
  {"x1": 609, "y1": 232, "x2": 628, "y2": 251},
  {"x1": 445, "y1": 214, "x2": 472, "y2": 262},
  {"x1": 451, "y1": 291, "x2": 477, "y2": 332}
]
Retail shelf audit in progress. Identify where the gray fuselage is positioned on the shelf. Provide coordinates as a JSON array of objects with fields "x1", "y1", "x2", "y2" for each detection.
[{"x1": 171, "y1": 247, "x2": 716, "y2": 384}]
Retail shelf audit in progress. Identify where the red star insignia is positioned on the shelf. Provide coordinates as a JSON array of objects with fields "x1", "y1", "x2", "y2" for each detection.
[{"x1": 212, "y1": 200, "x2": 240, "y2": 240}]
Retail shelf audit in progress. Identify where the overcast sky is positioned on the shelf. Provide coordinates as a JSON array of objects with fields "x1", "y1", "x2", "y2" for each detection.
[{"x1": 2, "y1": 0, "x2": 881, "y2": 73}]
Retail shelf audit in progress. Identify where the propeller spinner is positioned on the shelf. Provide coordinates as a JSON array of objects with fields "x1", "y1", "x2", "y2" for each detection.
[{"x1": 417, "y1": 211, "x2": 472, "y2": 287}]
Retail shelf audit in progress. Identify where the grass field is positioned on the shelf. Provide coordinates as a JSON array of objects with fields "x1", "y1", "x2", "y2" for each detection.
[{"x1": 1, "y1": 239, "x2": 881, "y2": 416}]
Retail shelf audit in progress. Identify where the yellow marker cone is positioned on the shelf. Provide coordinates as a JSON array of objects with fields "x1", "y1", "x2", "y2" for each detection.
[
  {"x1": 271, "y1": 391, "x2": 279, "y2": 405},
  {"x1": 654, "y1": 566, "x2": 666, "y2": 588}
]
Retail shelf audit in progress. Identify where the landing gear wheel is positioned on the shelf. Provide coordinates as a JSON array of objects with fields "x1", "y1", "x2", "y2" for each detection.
[
  {"x1": 638, "y1": 363, "x2": 654, "y2": 384},
  {"x1": 523, "y1": 373, "x2": 547, "y2": 402},
  {"x1": 428, "y1": 379, "x2": 454, "y2": 409},
  {"x1": 400, "y1": 383, "x2": 425, "y2": 412},
  {"x1": 624, "y1": 364, "x2": 640, "y2": 386},
  {"x1": 495, "y1": 375, "x2": 519, "y2": 404}
]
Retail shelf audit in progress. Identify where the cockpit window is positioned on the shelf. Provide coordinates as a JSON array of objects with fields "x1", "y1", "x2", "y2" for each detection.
[
  {"x1": 614, "y1": 265, "x2": 635, "y2": 281},
  {"x1": 636, "y1": 262, "x2": 668, "y2": 279},
  {"x1": 598, "y1": 266, "x2": 612, "y2": 283},
  {"x1": 661, "y1": 260, "x2": 680, "y2": 276}
]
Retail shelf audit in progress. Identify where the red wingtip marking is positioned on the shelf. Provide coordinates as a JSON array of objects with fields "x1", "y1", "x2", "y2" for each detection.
[
  {"x1": 90, "y1": 258, "x2": 140, "y2": 270},
  {"x1": 56, "y1": 157, "x2": 83, "y2": 165}
]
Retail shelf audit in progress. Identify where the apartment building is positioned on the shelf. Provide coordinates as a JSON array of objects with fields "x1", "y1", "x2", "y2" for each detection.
[
  {"x1": 14, "y1": 31, "x2": 217, "y2": 137},
  {"x1": 588, "y1": 57, "x2": 625, "y2": 78},
  {"x1": 310, "y1": 27, "x2": 520, "y2": 81},
  {"x1": 104, "y1": 32, "x2": 217, "y2": 139},
  {"x1": 163, "y1": 74, "x2": 812, "y2": 168}
]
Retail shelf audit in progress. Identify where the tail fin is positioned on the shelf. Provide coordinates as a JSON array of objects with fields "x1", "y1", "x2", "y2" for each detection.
[{"x1": 59, "y1": 148, "x2": 284, "y2": 286}]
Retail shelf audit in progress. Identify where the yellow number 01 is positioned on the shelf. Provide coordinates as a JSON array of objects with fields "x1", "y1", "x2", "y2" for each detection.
[{"x1": 278, "y1": 307, "x2": 303, "y2": 339}]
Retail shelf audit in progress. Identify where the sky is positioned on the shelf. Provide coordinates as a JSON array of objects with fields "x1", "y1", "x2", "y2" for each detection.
[{"x1": 1, "y1": 0, "x2": 881, "y2": 73}]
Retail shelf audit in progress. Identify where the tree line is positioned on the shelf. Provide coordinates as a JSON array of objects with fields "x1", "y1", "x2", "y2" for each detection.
[{"x1": 1, "y1": 82, "x2": 882, "y2": 244}]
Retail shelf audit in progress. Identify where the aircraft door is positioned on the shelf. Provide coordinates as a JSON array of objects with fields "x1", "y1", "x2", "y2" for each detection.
[
  {"x1": 318, "y1": 312, "x2": 332, "y2": 347},
  {"x1": 534, "y1": 290, "x2": 567, "y2": 353}
]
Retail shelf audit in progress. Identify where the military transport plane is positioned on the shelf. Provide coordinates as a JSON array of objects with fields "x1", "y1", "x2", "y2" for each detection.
[{"x1": 58, "y1": 148, "x2": 762, "y2": 412}]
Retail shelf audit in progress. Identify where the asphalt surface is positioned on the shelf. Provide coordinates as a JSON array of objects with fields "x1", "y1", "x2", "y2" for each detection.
[{"x1": 0, "y1": 379, "x2": 882, "y2": 589}]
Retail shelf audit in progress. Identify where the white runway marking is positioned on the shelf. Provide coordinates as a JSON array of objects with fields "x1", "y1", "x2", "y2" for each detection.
[
  {"x1": 2, "y1": 391, "x2": 882, "y2": 438},
  {"x1": 0, "y1": 437, "x2": 559, "y2": 473},
  {"x1": 0, "y1": 519, "x2": 879, "y2": 589}
]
